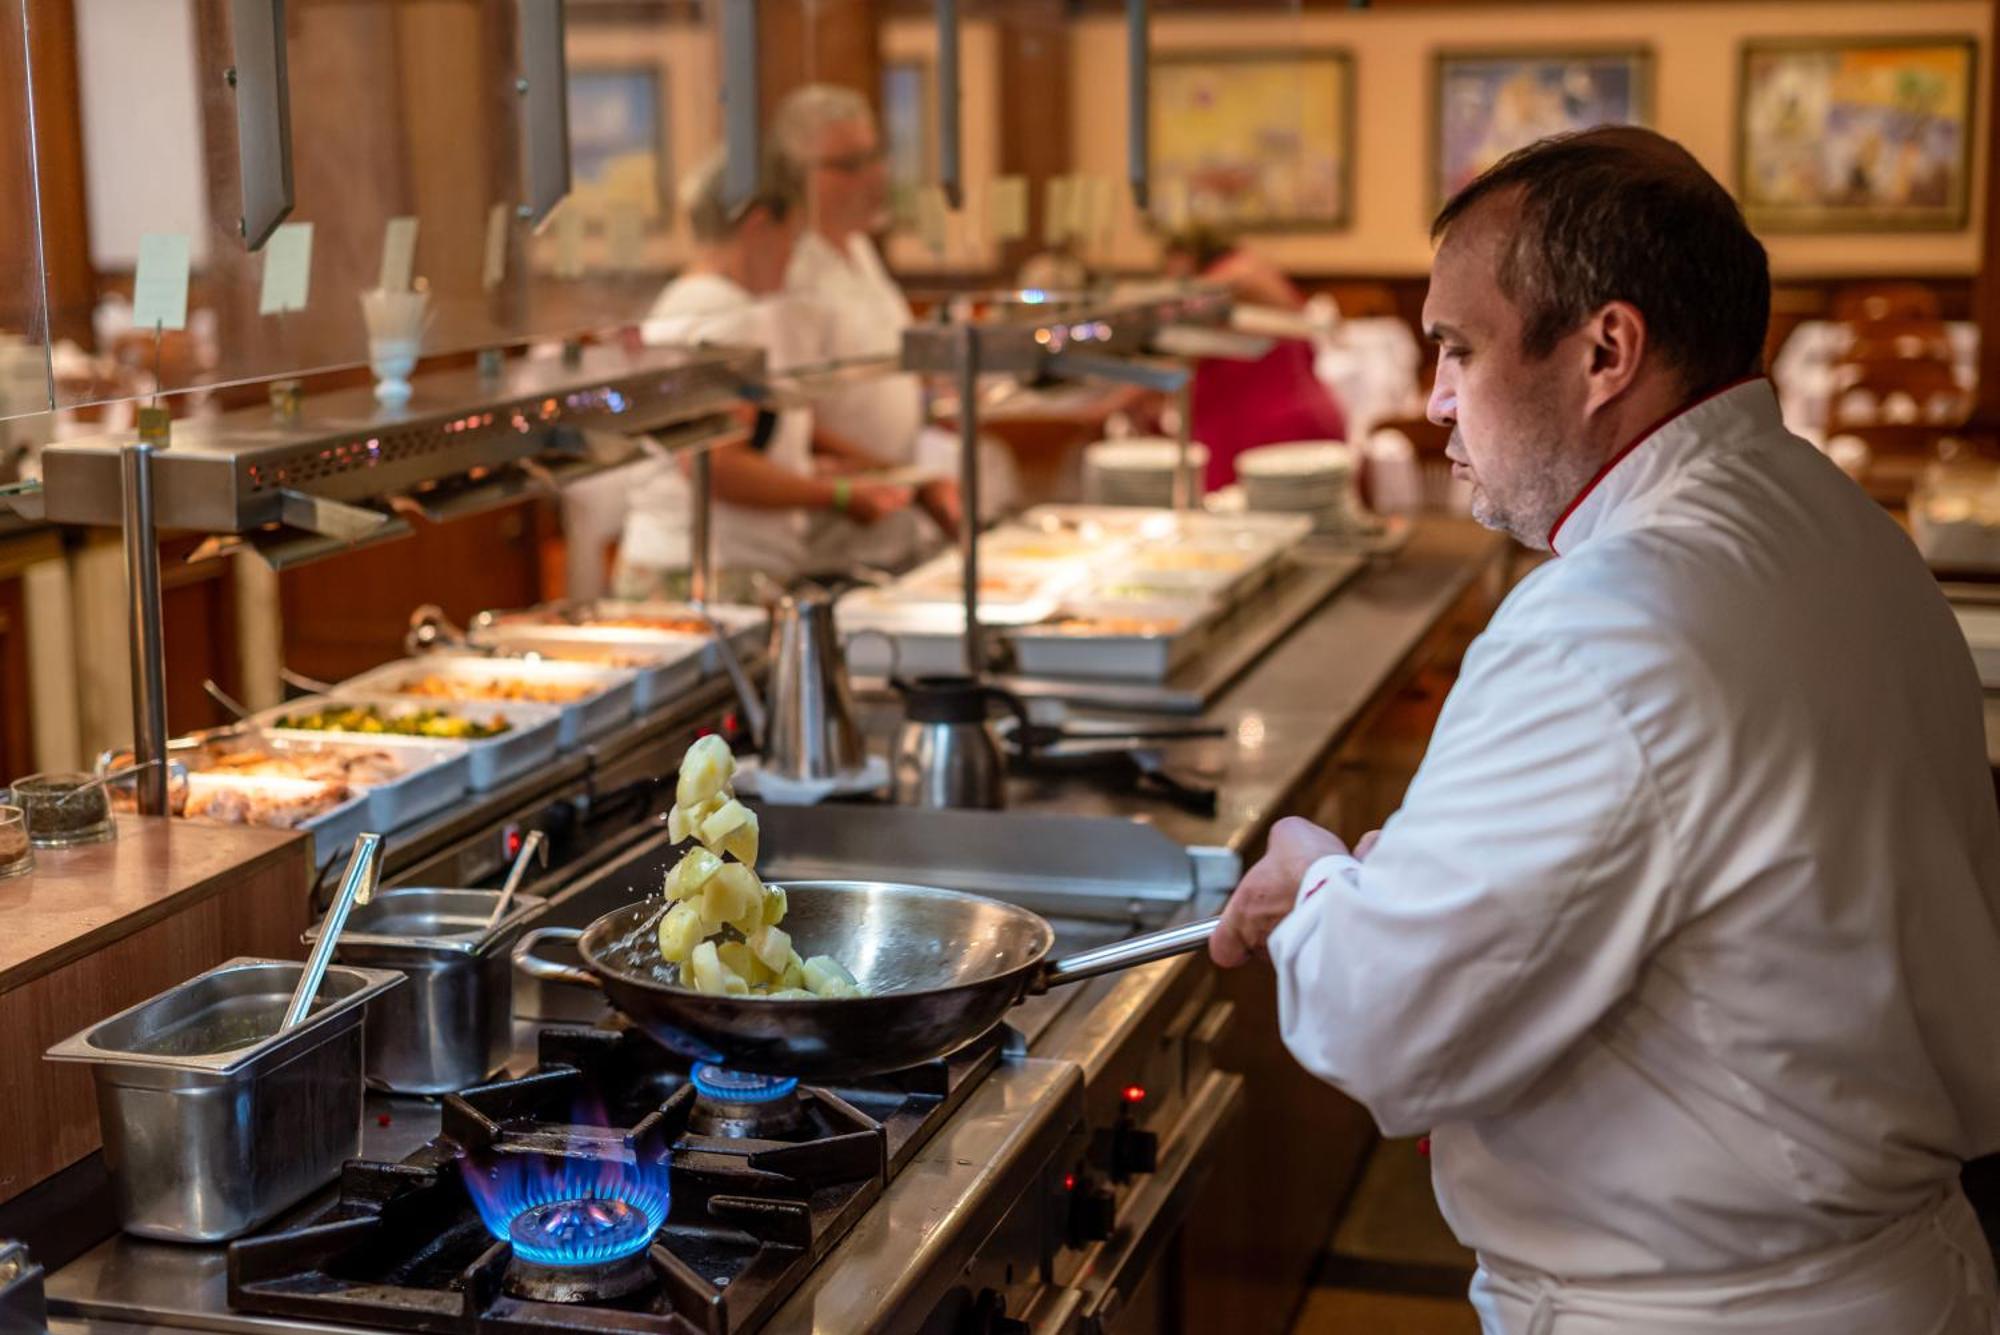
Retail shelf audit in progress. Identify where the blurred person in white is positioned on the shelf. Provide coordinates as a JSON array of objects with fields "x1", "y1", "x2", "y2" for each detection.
[
  {"x1": 774, "y1": 84, "x2": 1011, "y2": 569},
  {"x1": 616, "y1": 152, "x2": 913, "y2": 602}
]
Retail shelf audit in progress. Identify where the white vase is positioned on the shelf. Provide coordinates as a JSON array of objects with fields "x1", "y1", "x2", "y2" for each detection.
[{"x1": 370, "y1": 336, "x2": 420, "y2": 409}]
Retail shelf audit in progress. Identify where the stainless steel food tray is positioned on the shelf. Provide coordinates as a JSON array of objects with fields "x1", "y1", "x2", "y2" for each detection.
[
  {"x1": 469, "y1": 624, "x2": 709, "y2": 713},
  {"x1": 253, "y1": 696, "x2": 562, "y2": 792},
  {"x1": 191, "y1": 732, "x2": 472, "y2": 839},
  {"x1": 341, "y1": 655, "x2": 638, "y2": 749}
]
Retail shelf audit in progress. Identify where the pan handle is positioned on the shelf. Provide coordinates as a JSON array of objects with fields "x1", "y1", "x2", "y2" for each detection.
[
  {"x1": 513, "y1": 926, "x2": 600, "y2": 990},
  {"x1": 1036, "y1": 915, "x2": 1219, "y2": 992}
]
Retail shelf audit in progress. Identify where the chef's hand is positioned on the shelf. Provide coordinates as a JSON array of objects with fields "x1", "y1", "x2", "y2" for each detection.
[
  {"x1": 844, "y1": 483, "x2": 914, "y2": 525},
  {"x1": 918, "y1": 478, "x2": 964, "y2": 541},
  {"x1": 1210, "y1": 817, "x2": 1350, "y2": 968},
  {"x1": 1355, "y1": 829, "x2": 1383, "y2": 861}
]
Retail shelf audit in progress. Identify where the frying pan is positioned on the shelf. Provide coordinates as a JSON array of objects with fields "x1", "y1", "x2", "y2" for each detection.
[{"x1": 513, "y1": 880, "x2": 1217, "y2": 1080}]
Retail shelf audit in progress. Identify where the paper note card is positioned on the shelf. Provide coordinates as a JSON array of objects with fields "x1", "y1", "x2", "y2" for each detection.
[
  {"x1": 132, "y1": 233, "x2": 191, "y2": 331},
  {"x1": 1045, "y1": 176, "x2": 1073, "y2": 244},
  {"x1": 607, "y1": 202, "x2": 645, "y2": 273},
  {"x1": 378, "y1": 215, "x2": 420, "y2": 292},
  {"x1": 258, "y1": 221, "x2": 314, "y2": 315},
  {"x1": 553, "y1": 203, "x2": 586, "y2": 280},
  {"x1": 483, "y1": 203, "x2": 511, "y2": 292},
  {"x1": 990, "y1": 176, "x2": 1028, "y2": 242},
  {"x1": 917, "y1": 185, "x2": 950, "y2": 256}
]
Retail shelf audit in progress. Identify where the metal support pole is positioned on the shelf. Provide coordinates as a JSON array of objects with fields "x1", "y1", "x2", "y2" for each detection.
[
  {"x1": 1172, "y1": 374, "x2": 1193, "y2": 511},
  {"x1": 957, "y1": 324, "x2": 983, "y2": 675},
  {"x1": 121, "y1": 444, "x2": 170, "y2": 815},
  {"x1": 690, "y1": 446, "x2": 713, "y2": 606}
]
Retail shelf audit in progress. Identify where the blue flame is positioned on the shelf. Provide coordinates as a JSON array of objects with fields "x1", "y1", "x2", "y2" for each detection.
[
  {"x1": 692, "y1": 1064, "x2": 799, "y2": 1104},
  {"x1": 461, "y1": 1148, "x2": 671, "y2": 1267}
]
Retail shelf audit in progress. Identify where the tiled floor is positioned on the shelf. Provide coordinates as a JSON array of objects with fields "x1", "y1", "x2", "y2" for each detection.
[
  {"x1": 1292, "y1": 1138, "x2": 1483, "y2": 1334},
  {"x1": 1292, "y1": 1288, "x2": 1482, "y2": 1335}
]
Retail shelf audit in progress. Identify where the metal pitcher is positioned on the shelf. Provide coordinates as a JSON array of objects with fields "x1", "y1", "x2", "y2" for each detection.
[
  {"x1": 761, "y1": 584, "x2": 867, "y2": 783},
  {"x1": 890, "y1": 676, "x2": 1032, "y2": 811}
]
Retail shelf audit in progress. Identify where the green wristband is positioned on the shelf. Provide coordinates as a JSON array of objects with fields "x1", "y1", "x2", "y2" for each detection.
[{"x1": 832, "y1": 478, "x2": 852, "y2": 513}]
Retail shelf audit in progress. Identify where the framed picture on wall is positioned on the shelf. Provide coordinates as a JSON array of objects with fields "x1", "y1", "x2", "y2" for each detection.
[
  {"x1": 1737, "y1": 37, "x2": 1977, "y2": 232},
  {"x1": 567, "y1": 66, "x2": 672, "y2": 221},
  {"x1": 1433, "y1": 49, "x2": 1652, "y2": 209},
  {"x1": 881, "y1": 60, "x2": 933, "y2": 232},
  {"x1": 1150, "y1": 50, "x2": 1354, "y2": 231}
]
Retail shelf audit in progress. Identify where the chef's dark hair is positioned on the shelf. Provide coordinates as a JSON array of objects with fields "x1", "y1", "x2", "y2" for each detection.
[{"x1": 1431, "y1": 126, "x2": 1770, "y2": 396}]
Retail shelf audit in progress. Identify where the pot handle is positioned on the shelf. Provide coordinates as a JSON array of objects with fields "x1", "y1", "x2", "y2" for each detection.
[
  {"x1": 1035, "y1": 915, "x2": 1220, "y2": 992},
  {"x1": 512, "y1": 926, "x2": 600, "y2": 990},
  {"x1": 983, "y1": 684, "x2": 1034, "y2": 739}
]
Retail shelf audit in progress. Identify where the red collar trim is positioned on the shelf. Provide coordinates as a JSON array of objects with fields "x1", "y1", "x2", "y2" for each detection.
[{"x1": 1547, "y1": 375, "x2": 1765, "y2": 554}]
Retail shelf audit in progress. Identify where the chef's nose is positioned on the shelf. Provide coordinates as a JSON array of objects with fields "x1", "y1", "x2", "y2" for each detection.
[{"x1": 1427, "y1": 382, "x2": 1456, "y2": 429}]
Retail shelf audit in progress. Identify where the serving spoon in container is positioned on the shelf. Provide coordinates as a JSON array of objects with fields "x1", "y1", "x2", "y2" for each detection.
[{"x1": 281, "y1": 832, "x2": 384, "y2": 1031}]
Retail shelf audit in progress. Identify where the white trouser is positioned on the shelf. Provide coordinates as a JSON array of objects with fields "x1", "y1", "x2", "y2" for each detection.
[{"x1": 1470, "y1": 1187, "x2": 1999, "y2": 1335}]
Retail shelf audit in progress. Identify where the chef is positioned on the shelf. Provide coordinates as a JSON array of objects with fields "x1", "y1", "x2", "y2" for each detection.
[
  {"x1": 616, "y1": 152, "x2": 912, "y2": 601},
  {"x1": 770, "y1": 84, "x2": 1002, "y2": 568},
  {"x1": 1212, "y1": 126, "x2": 2000, "y2": 1333}
]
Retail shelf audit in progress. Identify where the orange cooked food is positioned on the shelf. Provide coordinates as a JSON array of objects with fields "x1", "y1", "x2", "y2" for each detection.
[{"x1": 397, "y1": 673, "x2": 593, "y2": 705}]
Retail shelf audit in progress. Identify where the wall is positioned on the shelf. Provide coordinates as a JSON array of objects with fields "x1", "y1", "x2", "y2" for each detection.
[
  {"x1": 1067, "y1": 1, "x2": 1993, "y2": 279},
  {"x1": 73, "y1": 0, "x2": 208, "y2": 269}
]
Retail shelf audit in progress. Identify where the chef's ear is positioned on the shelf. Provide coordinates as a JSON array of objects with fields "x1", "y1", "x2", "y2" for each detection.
[{"x1": 1581, "y1": 300, "x2": 1648, "y2": 415}]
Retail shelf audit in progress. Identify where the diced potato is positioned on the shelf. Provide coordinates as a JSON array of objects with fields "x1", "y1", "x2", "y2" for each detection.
[
  {"x1": 802, "y1": 955, "x2": 862, "y2": 998},
  {"x1": 658, "y1": 900, "x2": 705, "y2": 964},
  {"x1": 748, "y1": 925, "x2": 792, "y2": 974},
  {"x1": 689, "y1": 941, "x2": 727, "y2": 994},
  {"x1": 664, "y1": 847, "x2": 722, "y2": 901},
  {"x1": 721, "y1": 970, "x2": 750, "y2": 997},
  {"x1": 699, "y1": 866, "x2": 759, "y2": 933},
  {"x1": 700, "y1": 798, "x2": 753, "y2": 846},
  {"x1": 764, "y1": 988, "x2": 816, "y2": 1000},
  {"x1": 676, "y1": 735, "x2": 736, "y2": 808},
  {"x1": 707, "y1": 863, "x2": 764, "y2": 933},
  {"x1": 667, "y1": 795, "x2": 723, "y2": 845},
  {"x1": 776, "y1": 951, "x2": 804, "y2": 991},
  {"x1": 721, "y1": 820, "x2": 759, "y2": 868},
  {"x1": 717, "y1": 940, "x2": 775, "y2": 987},
  {"x1": 760, "y1": 882, "x2": 788, "y2": 928}
]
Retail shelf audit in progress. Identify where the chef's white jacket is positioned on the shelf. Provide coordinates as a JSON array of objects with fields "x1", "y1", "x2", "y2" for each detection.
[
  {"x1": 1268, "y1": 380, "x2": 2000, "y2": 1325},
  {"x1": 785, "y1": 230, "x2": 924, "y2": 463}
]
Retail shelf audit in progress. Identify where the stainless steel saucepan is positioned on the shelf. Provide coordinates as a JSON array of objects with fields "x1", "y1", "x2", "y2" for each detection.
[{"x1": 514, "y1": 880, "x2": 1217, "y2": 1080}]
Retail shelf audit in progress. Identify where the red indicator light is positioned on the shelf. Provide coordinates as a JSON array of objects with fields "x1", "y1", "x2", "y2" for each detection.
[
  {"x1": 1063, "y1": 1173, "x2": 1076, "y2": 1191},
  {"x1": 1122, "y1": 1085, "x2": 1146, "y2": 1105},
  {"x1": 376, "y1": 1113, "x2": 392, "y2": 1128}
]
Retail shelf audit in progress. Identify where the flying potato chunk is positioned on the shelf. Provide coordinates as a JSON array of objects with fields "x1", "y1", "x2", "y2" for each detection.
[
  {"x1": 690, "y1": 941, "x2": 748, "y2": 996},
  {"x1": 721, "y1": 820, "x2": 758, "y2": 867},
  {"x1": 668, "y1": 795, "x2": 723, "y2": 845},
  {"x1": 761, "y1": 882, "x2": 788, "y2": 928},
  {"x1": 658, "y1": 900, "x2": 705, "y2": 964},
  {"x1": 748, "y1": 925, "x2": 792, "y2": 974},
  {"x1": 664, "y1": 847, "x2": 722, "y2": 901},
  {"x1": 712, "y1": 863, "x2": 765, "y2": 933},
  {"x1": 700, "y1": 798, "x2": 754, "y2": 846},
  {"x1": 677, "y1": 735, "x2": 736, "y2": 808}
]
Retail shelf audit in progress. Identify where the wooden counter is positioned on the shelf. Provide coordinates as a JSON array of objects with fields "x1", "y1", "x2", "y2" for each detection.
[{"x1": 0, "y1": 816, "x2": 312, "y2": 1204}]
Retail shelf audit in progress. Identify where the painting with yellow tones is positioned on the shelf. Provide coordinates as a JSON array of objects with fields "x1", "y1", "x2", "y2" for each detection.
[
  {"x1": 1739, "y1": 38, "x2": 1976, "y2": 232},
  {"x1": 1434, "y1": 50, "x2": 1650, "y2": 208},
  {"x1": 1150, "y1": 52, "x2": 1352, "y2": 230}
]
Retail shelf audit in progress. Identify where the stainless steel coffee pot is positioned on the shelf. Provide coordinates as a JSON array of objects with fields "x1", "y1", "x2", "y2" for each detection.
[{"x1": 889, "y1": 676, "x2": 1031, "y2": 810}]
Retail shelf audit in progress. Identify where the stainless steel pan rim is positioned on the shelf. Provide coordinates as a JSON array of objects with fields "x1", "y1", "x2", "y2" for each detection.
[{"x1": 514, "y1": 879, "x2": 1218, "y2": 1079}]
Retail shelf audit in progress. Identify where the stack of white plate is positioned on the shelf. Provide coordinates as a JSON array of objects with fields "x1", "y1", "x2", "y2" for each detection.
[
  {"x1": 1084, "y1": 437, "x2": 1210, "y2": 508},
  {"x1": 1237, "y1": 441, "x2": 1362, "y2": 532}
]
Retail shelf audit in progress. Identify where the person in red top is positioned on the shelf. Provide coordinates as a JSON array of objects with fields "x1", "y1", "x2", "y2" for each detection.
[{"x1": 1160, "y1": 225, "x2": 1349, "y2": 491}]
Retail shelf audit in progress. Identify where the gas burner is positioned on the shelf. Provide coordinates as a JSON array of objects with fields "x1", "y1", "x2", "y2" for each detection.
[
  {"x1": 503, "y1": 1230, "x2": 656, "y2": 1304},
  {"x1": 508, "y1": 1195, "x2": 657, "y2": 1269},
  {"x1": 690, "y1": 1065, "x2": 810, "y2": 1140}
]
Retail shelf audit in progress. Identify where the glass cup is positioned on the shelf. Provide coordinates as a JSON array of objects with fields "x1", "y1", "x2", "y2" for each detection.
[{"x1": 0, "y1": 805, "x2": 34, "y2": 879}]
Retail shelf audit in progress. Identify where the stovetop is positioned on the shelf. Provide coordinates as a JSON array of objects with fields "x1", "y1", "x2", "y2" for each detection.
[{"x1": 217, "y1": 1023, "x2": 1005, "y2": 1335}]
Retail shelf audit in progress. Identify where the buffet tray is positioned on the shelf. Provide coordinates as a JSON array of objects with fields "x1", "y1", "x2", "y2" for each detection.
[
  {"x1": 1006, "y1": 606, "x2": 1215, "y2": 682},
  {"x1": 468, "y1": 624, "x2": 708, "y2": 713},
  {"x1": 197, "y1": 733, "x2": 472, "y2": 835},
  {"x1": 182, "y1": 773, "x2": 372, "y2": 871},
  {"x1": 253, "y1": 696, "x2": 563, "y2": 792},
  {"x1": 473, "y1": 599, "x2": 766, "y2": 676},
  {"x1": 341, "y1": 655, "x2": 638, "y2": 749}
]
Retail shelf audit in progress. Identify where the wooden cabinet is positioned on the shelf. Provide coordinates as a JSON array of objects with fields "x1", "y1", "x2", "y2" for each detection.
[
  {"x1": 278, "y1": 499, "x2": 552, "y2": 685},
  {"x1": 0, "y1": 574, "x2": 35, "y2": 779}
]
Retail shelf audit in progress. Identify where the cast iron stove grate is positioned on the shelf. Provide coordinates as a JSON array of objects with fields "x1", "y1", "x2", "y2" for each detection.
[{"x1": 224, "y1": 1027, "x2": 1006, "y2": 1333}]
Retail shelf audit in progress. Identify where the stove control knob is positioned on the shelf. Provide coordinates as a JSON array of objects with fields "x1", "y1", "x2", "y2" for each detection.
[
  {"x1": 965, "y1": 1287, "x2": 1029, "y2": 1335},
  {"x1": 1110, "y1": 1115, "x2": 1158, "y2": 1181},
  {"x1": 1067, "y1": 1174, "x2": 1118, "y2": 1246}
]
